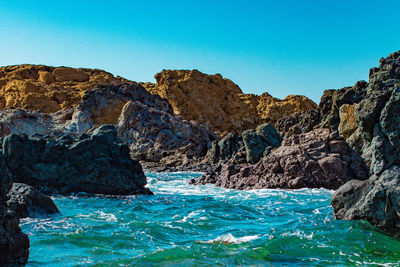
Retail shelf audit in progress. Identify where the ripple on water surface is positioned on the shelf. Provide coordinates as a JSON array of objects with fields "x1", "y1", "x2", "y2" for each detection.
[{"x1": 21, "y1": 172, "x2": 400, "y2": 266}]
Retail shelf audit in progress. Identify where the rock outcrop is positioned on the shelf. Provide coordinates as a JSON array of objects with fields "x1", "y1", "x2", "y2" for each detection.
[
  {"x1": 0, "y1": 153, "x2": 30, "y2": 265},
  {"x1": 332, "y1": 51, "x2": 400, "y2": 232},
  {"x1": 143, "y1": 69, "x2": 317, "y2": 135},
  {"x1": 7, "y1": 183, "x2": 59, "y2": 219},
  {"x1": 204, "y1": 123, "x2": 282, "y2": 164},
  {"x1": 2, "y1": 125, "x2": 152, "y2": 195},
  {"x1": 0, "y1": 83, "x2": 217, "y2": 170},
  {"x1": 274, "y1": 81, "x2": 368, "y2": 140},
  {"x1": 0, "y1": 64, "x2": 128, "y2": 113},
  {"x1": 193, "y1": 129, "x2": 368, "y2": 190}
]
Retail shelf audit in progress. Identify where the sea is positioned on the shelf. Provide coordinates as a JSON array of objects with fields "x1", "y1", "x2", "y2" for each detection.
[{"x1": 20, "y1": 172, "x2": 400, "y2": 266}]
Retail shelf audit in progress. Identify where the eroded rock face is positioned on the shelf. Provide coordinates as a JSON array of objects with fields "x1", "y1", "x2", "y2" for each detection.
[
  {"x1": 2, "y1": 125, "x2": 151, "y2": 195},
  {"x1": 0, "y1": 84, "x2": 217, "y2": 169},
  {"x1": 143, "y1": 69, "x2": 316, "y2": 135},
  {"x1": 204, "y1": 123, "x2": 282, "y2": 164},
  {"x1": 332, "y1": 166, "x2": 400, "y2": 232},
  {"x1": 0, "y1": 64, "x2": 128, "y2": 113},
  {"x1": 274, "y1": 109, "x2": 320, "y2": 138},
  {"x1": 7, "y1": 183, "x2": 59, "y2": 219},
  {"x1": 332, "y1": 51, "x2": 400, "y2": 232},
  {"x1": 193, "y1": 129, "x2": 368, "y2": 190},
  {"x1": 0, "y1": 154, "x2": 30, "y2": 265}
]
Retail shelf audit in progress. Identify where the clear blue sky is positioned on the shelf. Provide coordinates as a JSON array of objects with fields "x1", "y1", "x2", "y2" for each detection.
[{"x1": 1, "y1": 1, "x2": 400, "y2": 102}]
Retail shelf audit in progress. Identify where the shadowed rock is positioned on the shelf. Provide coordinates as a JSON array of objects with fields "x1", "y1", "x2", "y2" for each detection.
[
  {"x1": 7, "y1": 183, "x2": 59, "y2": 219},
  {"x1": 2, "y1": 125, "x2": 151, "y2": 195}
]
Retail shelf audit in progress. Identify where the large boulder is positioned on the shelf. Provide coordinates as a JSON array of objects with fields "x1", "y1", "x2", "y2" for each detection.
[
  {"x1": 143, "y1": 69, "x2": 316, "y2": 135},
  {"x1": 7, "y1": 183, "x2": 59, "y2": 219},
  {"x1": 193, "y1": 128, "x2": 368, "y2": 190},
  {"x1": 0, "y1": 154, "x2": 30, "y2": 265},
  {"x1": 2, "y1": 125, "x2": 152, "y2": 195},
  {"x1": 332, "y1": 166, "x2": 400, "y2": 232}
]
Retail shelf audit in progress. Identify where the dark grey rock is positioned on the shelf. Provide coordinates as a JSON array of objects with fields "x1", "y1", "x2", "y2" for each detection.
[
  {"x1": 2, "y1": 124, "x2": 152, "y2": 195},
  {"x1": 7, "y1": 183, "x2": 59, "y2": 219},
  {"x1": 0, "y1": 154, "x2": 30, "y2": 266}
]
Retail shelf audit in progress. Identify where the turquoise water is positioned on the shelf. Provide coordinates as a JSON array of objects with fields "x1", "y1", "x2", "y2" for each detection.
[{"x1": 21, "y1": 172, "x2": 400, "y2": 266}]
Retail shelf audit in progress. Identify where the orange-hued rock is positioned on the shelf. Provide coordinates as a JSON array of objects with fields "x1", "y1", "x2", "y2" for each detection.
[
  {"x1": 0, "y1": 64, "x2": 128, "y2": 113},
  {"x1": 338, "y1": 104, "x2": 357, "y2": 139},
  {"x1": 143, "y1": 69, "x2": 317, "y2": 135}
]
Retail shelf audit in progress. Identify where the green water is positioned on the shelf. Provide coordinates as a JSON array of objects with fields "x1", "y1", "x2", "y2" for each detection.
[{"x1": 20, "y1": 172, "x2": 400, "y2": 266}]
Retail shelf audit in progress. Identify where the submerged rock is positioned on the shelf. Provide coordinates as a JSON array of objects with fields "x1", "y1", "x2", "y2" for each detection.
[
  {"x1": 0, "y1": 155, "x2": 30, "y2": 265},
  {"x1": 7, "y1": 183, "x2": 59, "y2": 219},
  {"x1": 194, "y1": 129, "x2": 368, "y2": 190},
  {"x1": 2, "y1": 125, "x2": 152, "y2": 195}
]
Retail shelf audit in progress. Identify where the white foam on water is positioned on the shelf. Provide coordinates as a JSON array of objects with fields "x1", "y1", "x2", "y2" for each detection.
[
  {"x1": 97, "y1": 211, "x2": 118, "y2": 222},
  {"x1": 201, "y1": 233, "x2": 260, "y2": 244}
]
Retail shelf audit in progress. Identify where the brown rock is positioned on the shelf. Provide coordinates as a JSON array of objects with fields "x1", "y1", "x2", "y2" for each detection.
[
  {"x1": 0, "y1": 64, "x2": 129, "y2": 113},
  {"x1": 143, "y1": 69, "x2": 316, "y2": 135},
  {"x1": 193, "y1": 128, "x2": 368, "y2": 190},
  {"x1": 338, "y1": 104, "x2": 357, "y2": 139}
]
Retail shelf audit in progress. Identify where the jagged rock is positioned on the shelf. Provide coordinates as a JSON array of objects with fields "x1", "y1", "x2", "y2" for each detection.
[
  {"x1": 143, "y1": 69, "x2": 316, "y2": 135},
  {"x1": 7, "y1": 183, "x2": 59, "y2": 219},
  {"x1": 332, "y1": 166, "x2": 400, "y2": 232},
  {"x1": 0, "y1": 154, "x2": 29, "y2": 265},
  {"x1": 332, "y1": 51, "x2": 400, "y2": 234},
  {"x1": 2, "y1": 125, "x2": 152, "y2": 195},
  {"x1": 0, "y1": 84, "x2": 217, "y2": 169},
  {"x1": 257, "y1": 93, "x2": 317, "y2": 122},
  {"x1": 204, "y1": 123, "x2": 281, "y2": 164},
  {"x1": 0, "y1": 64, "x2": 129, "y2": 113},
  {"x1": 274, "y1": 109, "x2": 320, "y2": 138},
  {"x1": 274, "y1": 81, "x2": 367, "y2": 140},
  {"x1": 318, "y1": 81, "x2": 368, "y2": 130},
  {"x1": 194, "y1": 129, "x2": 368, "y2": 190}
]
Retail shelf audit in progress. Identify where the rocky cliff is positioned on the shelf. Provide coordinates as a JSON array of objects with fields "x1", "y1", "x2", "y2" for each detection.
[
  {"x1": 0, "y1": 64, "x2": 128, "y2": 113},
  {"x1": 332, "y1": 51, "x2": 400, "y2": 232},
  {"x1": 143, "y1": 69, "x2": 317, "y2": 135}
]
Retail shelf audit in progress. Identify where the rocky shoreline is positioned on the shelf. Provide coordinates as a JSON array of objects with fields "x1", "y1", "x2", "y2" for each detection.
[{"x1": 1, "y1": 51, "x2": 400, "y2": 264}]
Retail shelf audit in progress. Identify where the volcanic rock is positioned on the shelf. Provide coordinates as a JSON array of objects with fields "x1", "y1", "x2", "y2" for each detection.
[
  {"x1": 332, "y1": 51, "x2": 400, "y2": 232},
  {"x1": 0, "y1": 154, "x2": 30, "y2": 265},
  {"x1": 204, "y1": 123, "x2": 282, "y2": 164},
  {"x1": 2, "y1": 125, "x2": 152, "y2": 195},
  {"x1": 7, "y1": 183, "x2": 59, "y2": 219},
  {"x1": 193, "y1": 128, "x2": 368, "y2": 190}
]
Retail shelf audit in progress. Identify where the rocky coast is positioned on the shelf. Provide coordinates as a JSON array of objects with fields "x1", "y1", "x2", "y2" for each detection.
[{"x1": 1, "y1": 51, "x2": 400, "y2": 264}]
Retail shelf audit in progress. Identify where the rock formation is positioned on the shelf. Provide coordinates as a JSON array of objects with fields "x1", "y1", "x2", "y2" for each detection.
[
  {"x1": 274, "y1": 81, "x2": 368, "y2": 141},
  {"x1": 0, "y1": 83, "x2": 217, "y2": 170},
  {"x1": 332, "y1": 51, "x2": 400, "y2": 232},
  {"x1": 193, "y1": 129, "x2": 368, "y2": 190},
  {"x1": 0, "y1": 153, "x2": 30, "y2": 265},
  {"x1": 7, "y1": 183, "x2": 59, "y2": 219},
  {"x1": 143, "y1": 69, "x2": 317, "y2": 135},
  {"x1": 0, "y1": 64, "x2": 128, "y2": 113},
  {"x1": 204, "y1": 123, "x2": 282, "y2": 164},
  {"x1": 2, "y1": 125, "x2": 152, "y2": 195}
]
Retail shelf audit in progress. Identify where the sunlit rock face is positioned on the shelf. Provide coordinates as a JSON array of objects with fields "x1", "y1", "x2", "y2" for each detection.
[{"x1": 143, "y1": 69, "x2": 316, "y2": 136}]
